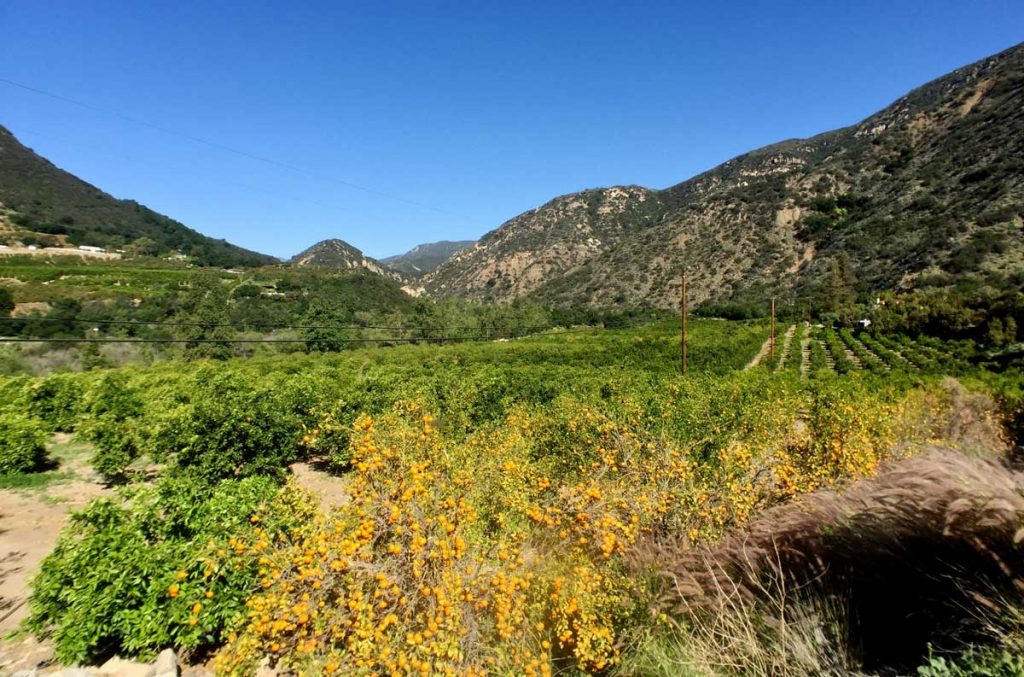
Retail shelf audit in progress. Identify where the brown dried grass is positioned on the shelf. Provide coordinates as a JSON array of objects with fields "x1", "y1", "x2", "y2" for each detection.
[{"x1": 649, "y1": 450, "x2": 1024, "y2": 674}]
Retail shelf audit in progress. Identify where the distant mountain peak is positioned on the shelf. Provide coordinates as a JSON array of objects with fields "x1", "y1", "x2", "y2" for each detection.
[
  {"x1": 382, "y1": 240, "x2": 475, "y2": 279},
  {"x1": 290, "y1": 238, "x2": 400, "y2": 279}
]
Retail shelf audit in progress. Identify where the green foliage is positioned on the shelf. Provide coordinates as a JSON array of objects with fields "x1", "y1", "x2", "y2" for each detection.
[
  {"x1": 823, "y1": 252, "x2": 857, "y2": 321},
  {"x1": 26, "y1": 373, "x2": 84, "y2": 432},
  {"x1": 822, "y1": 328, "x2": 856, "y2": 374},
  {"x1": 155, "y1": 370, "x2": 302, "y2": 482},
  {"x1": 26, "y1": 475, "x2": 313, "y2": 664},
  {"x1": 177, "y1": 274, "x2": 233, "y2": 360},
  {"x1": 80, "y1": 373, "x2": 145, "y2": 482},
  {"x1": 0, "y1": 412, "x2": 49, "y2": 474},
  {"x1": 302, "y1": 300, "x2": 351, "y2": 352},
  {"x1": 3, "y1": 318, "x2": 1015, "y2": 671},
  {"x1": 840, "y1": 329, "x2": 886, "y2": 372},
  {"x1": 917, "y1": 646, "x2": 1024, "y2": 676},
  {"x1": 0, "y1": 286, "x2": 13, "y2": 315},
  {"x1": 230, "y1": 282, "x2": 261, "y2": 300},
  {"x1": 125, "y1": 236, "x2": 160, "y2": 258},
  {"x1": 871, "y1": 289, "x2": 1023, "y2": 347},
  {"x1": 808, "y1": 337, "x2": 829, "y2": 374},
  {"x1": 860, "y1": 333, "x2": 904, "y2": 370}
]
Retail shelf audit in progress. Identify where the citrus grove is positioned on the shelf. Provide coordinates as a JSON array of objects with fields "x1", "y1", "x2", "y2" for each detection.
[{"x1": 1, "y1": 320, "x2": 1018, "y2": 673}]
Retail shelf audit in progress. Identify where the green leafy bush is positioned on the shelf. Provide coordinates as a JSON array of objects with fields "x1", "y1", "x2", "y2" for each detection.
[
  {"x1": 26, "y1": 373, "x2": 84, "y2": 432},
  {"x1": 27, "y1": 474, "x2": 316, "y2": 664},
  {"x1": 823, "y1": 328, "x2": 856, "y2": 373},
  {"x1": 80, "y1": 373, "x2": 145, "y2": 481},
  {"x1": 809, "y1": 337, "x2": 830, "y2": 373},
  {"x1": 0, "y1": 413, "x2": 49, "y2": 474},
  {"x1": 154, "y1": 371, "x2": 303, "y2": 481},
  {"x1": 917, "y1": 646, "x2": 1024, "y2": 676}
]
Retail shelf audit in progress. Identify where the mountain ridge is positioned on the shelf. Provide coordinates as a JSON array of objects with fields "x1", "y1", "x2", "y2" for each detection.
[
  {"x1": 382, "y1": 240, "x2": 475, "y2": 279},
  {"x1": 421, "y1": 42, "x2": 1024, "y2": 309},
  {"x1": 0, "y1": 125, "x2": 277, "y2": 267}
]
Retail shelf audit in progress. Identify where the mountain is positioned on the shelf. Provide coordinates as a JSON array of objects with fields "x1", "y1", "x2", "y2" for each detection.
[
  {"x1": 423, "y1": 43, "x2": 1024, "y2": 309},
  {"x1": 382, "y1": 240, "x2": 475, "y2": 279},
  {"x1": 289, "y1": 239, "x2": 400, "y2": 279},
  {"x1": 0, "y1": 125, "x2": 276, "y2": 267}
]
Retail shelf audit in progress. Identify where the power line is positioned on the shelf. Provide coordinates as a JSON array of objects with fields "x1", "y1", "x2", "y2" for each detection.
[
  {"x1": 0, "y1": 328, "x2": 597, "y2": 345},
  {"x1": 0, "y1": 316, "x2": 562, "y2": 332},
  {"x1": 0, "y1": 77, "x2": 471, "y2": 220},
  {"x1": 0, "y1": 336, "x2": 478, "y2": 344},
  {"x1": 9, "y1": 125, "x2": 345, "y2": 214},
  {"x1": 0, "y1": 316, "x2": 417, "y2": 330}
]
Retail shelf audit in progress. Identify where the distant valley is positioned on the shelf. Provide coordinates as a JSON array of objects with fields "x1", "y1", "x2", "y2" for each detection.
[{"x1": 2, "y1": 42, "x2": 1023, "y2": 312}]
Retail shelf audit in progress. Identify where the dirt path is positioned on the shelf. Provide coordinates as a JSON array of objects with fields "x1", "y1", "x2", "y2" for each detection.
[
  {"x1": 0, "y1": 438, "x2": 106, "y2": 674},
  {"x1": 744, "y1": 335, "x2": 774, "y2": 370},
  {"x1": 820, "y1": 340, "x2": 835, "y2": 370},
  {"x1": 290, "y1": 461, "x2": 351, "y2": 511},
  {"x1": 774, "y1": 325, "x2": 797, "y2": 372},
  {"x1": 0, "y1": 440, "x2": 105, "y2": 636},
  {"x1": 800, "y1": 337, "x2": 811, "y2": 379}
]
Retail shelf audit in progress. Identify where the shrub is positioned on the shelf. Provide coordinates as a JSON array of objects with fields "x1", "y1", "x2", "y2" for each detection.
[
  {"x1": 26, "y1": 373, "x2": 84, "y2": 432},
  {"x1": 27, "y1": 474, "x2": 317, "y2": 664},
  {"x1": 155, "y1": 371, "x2": 302, "y2": 482},
  {"x1": 808, "y1": 338, "x2": 830, "y2": 373},
  {"x1": 823, "y1": 329, "x2": 856, "y2": 374},
  {"x1": 840, "y1": 329, "x2": 886, "y2": 372},
  {"x1": 212, "y1": 394, "x2": 804, "y2": 675},
  {"x1": 298, "y1": 406, "x2": 354, "y2": 470},
  {"x1": 79, "y1": 373, "x2": 145, "y2": 482},
  {"x1": 0, "y1": 413, "x2": 49, "y2": 474}
]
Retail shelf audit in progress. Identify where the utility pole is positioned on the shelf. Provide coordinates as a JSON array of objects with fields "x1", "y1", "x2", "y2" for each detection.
[
  {"x1": 681, "y1": 268, "x2": 687, "y2": 375},
  {"x1": 770, "y1": 297, "x2": 776, "y2": 363}
]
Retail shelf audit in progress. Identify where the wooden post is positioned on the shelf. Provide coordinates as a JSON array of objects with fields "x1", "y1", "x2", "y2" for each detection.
[
  {"x1": 770, "y1": 297, "x2": 776, "y2": 363},
  {"x1": 681, "y1": 269, "x2": 687, "y2": 375}
]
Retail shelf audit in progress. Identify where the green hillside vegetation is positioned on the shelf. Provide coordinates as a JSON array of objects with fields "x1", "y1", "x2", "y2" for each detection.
[
  {"x1": 0, "y1": 257, "x2": 646, "y2": 372},
  {"x1": 0, "y1": 125, "x2": 276, "y2": 267},
  {"x1": 1, "y1": 251, "x2": 1020, "y2": 376}
]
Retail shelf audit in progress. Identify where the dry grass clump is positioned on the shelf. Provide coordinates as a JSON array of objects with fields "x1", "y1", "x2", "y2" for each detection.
[
  {"x1": 649, "y1": 450, "x2": 1024, "y2": 675},
  {"x1": 900, "y1": 377, "x2": 1010, "y2": 457}
]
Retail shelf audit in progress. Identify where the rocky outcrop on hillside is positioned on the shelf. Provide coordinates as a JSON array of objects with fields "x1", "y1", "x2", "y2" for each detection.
[{"x1": 424, "y1": 43, "x2": 1024, "y2": 309}]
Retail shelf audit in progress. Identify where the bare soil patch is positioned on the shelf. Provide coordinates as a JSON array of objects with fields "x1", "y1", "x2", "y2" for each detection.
[
  {"x1": 290, "y1": 461, "x2": 350, "y2": 511},
  {"x1": 0, "y1": 437, "x2": 107, "y2": 673}
]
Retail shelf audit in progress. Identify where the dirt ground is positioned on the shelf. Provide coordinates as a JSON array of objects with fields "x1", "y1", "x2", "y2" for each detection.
[
  {"x1": 0, "y1": 437, "x2": 107, "y2": 673},
  {"x1": 289, "y1": 460, "x2": 351, "y2": 511},
  {"x1": 744, "y1": 332, "x2": 774, "y2": 370},
  {"x1": 0, "y1": 438, "x2": 106, "y2": 636}
]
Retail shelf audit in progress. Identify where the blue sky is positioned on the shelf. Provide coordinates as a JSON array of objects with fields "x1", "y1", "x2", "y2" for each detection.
[{"x1": 1, "y1": 1, "x2": 1022, "y2": 260}]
